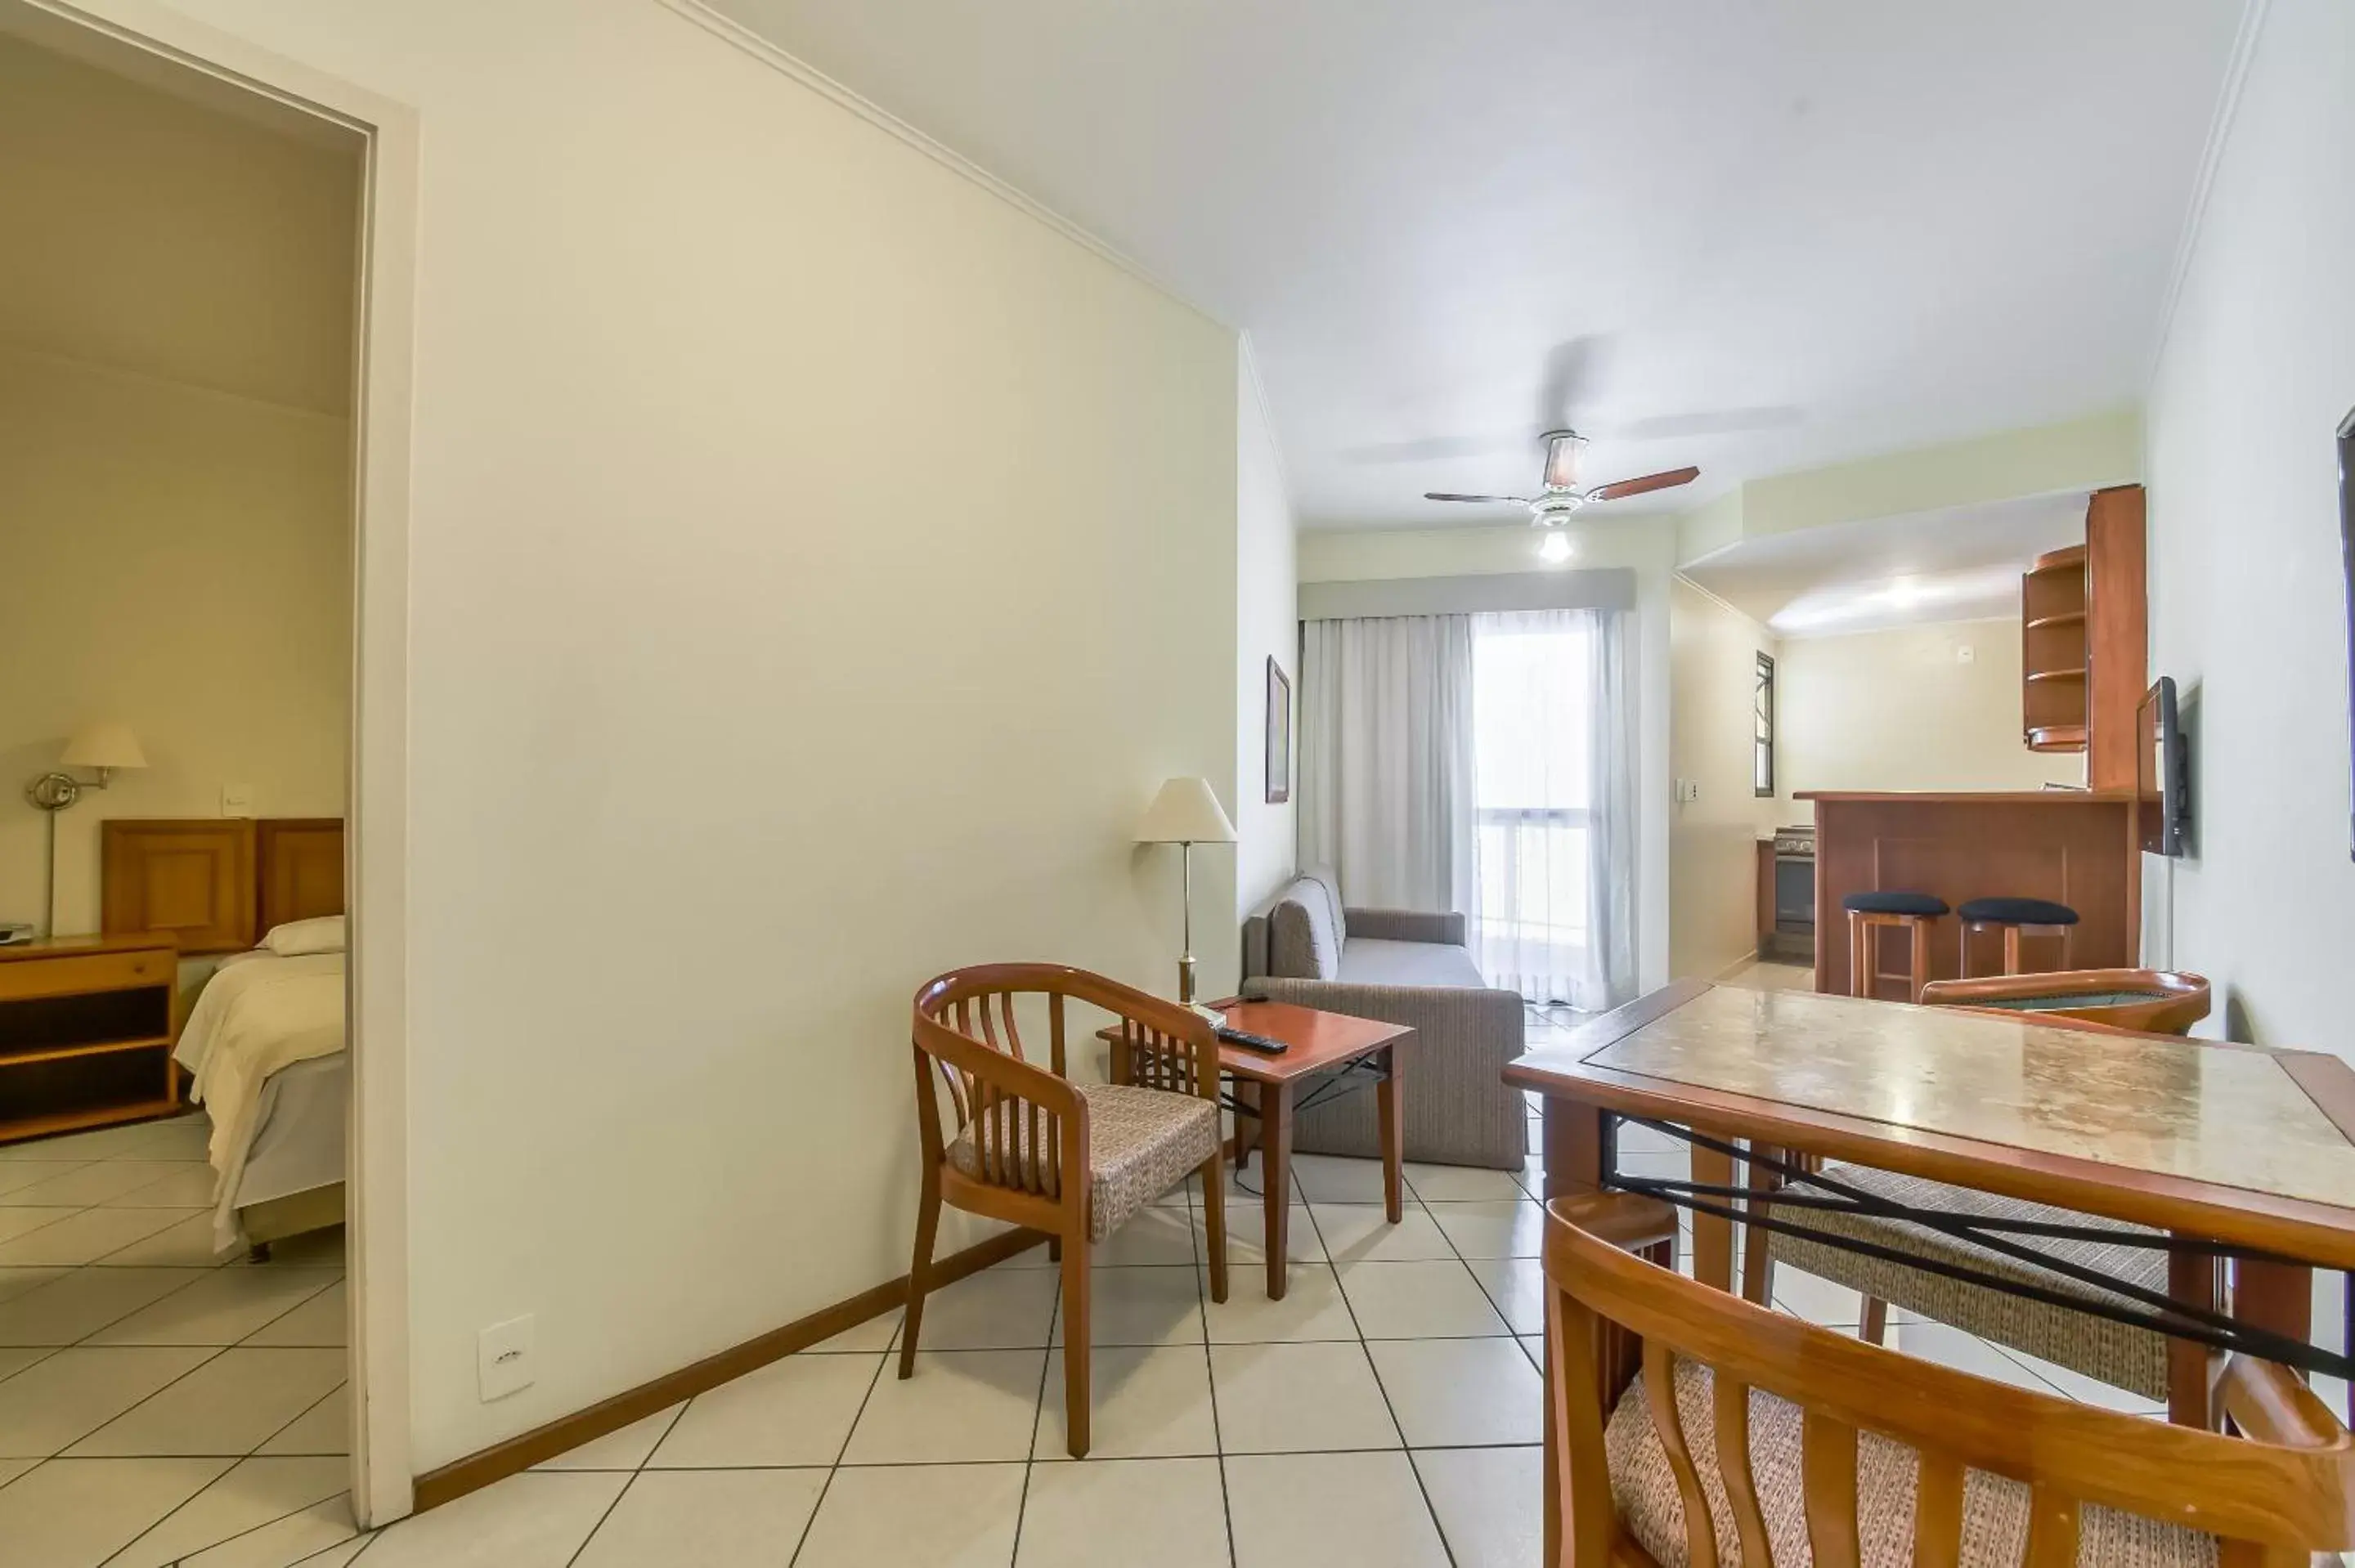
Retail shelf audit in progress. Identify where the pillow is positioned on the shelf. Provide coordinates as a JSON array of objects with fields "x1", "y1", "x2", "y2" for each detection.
[
  {"x1": 1303, "y1": 862, "x2": 1346, "y2": 948},
  {"x1": 262, "y1": 916, "x2": 346, "y2": 956},
  {"x1": 1267, "y1": 878, "x2": 1340, "y2": 979}
]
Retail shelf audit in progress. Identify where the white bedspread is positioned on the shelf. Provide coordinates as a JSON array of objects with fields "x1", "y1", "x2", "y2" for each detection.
[{"x1": 173, "y1": 951, "x2": 347, "y2": 1246}]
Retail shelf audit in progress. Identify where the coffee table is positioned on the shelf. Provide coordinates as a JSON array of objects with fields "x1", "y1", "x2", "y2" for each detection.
[{"x1": 1106, "y1": 1000, "x2": 1414, "y2": 1299}]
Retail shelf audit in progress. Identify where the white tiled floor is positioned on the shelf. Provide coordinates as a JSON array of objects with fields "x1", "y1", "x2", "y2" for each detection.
[{"x1": 0, "y1": 1114, "x2": 351, "y2": 1567}]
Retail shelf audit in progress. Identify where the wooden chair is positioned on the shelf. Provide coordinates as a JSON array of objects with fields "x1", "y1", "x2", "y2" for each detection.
[
  {"x1": 1545, "y1": 1193, "x2": 2355, "y2": 1568},
  {"x1": 1920, "y1": 968, "x2": 2211, "y2": 1036},
  {"x1": 905, "y1": 964, "x2": 1227, "y2": 1458}
]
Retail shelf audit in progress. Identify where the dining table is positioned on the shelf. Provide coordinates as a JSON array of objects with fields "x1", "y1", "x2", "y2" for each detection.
[{"x1": 1504, "y1": 979, "x2": 2355, "y2": 1555}]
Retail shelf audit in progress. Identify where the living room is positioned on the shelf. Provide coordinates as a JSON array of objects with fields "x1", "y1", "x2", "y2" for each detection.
[{"x1": 3, "y1": 2, "x2": 2352, "y2": 1566}]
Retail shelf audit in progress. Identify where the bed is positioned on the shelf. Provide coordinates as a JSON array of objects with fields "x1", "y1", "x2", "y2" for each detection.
[{"x1": 102, "y1": 817, "x2": 347, "y2": 1252}]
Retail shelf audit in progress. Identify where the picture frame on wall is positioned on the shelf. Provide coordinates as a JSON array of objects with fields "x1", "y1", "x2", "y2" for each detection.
[
  {"x1": 2339, "y1": 405, "x2": 2355, "y2": 858},
  {"x1": 1265, "y1": 656, "x2": 1292, "y2": 804}
]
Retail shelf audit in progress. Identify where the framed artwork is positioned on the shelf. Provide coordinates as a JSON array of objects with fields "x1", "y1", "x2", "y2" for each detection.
[
  {"x1": 1265, "y1": 656, "x2": 1292, "y2": 804},
  {"x1": 2339, "y1": 406, "x2": 2355, "y2": 858}
]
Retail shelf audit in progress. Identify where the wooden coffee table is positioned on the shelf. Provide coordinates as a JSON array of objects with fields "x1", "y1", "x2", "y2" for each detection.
[{"x1": 1108, "y1": 1000, "x2": 1414, "y2": 1299}]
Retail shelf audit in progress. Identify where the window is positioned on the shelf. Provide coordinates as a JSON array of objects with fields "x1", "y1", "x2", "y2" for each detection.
[
  {"x1": 1753, "y1": 652, "x2": 1776, "y2": 797},
  {"x1": 1469, "y1": 612, "x2": 1595, "y2": 1002}
]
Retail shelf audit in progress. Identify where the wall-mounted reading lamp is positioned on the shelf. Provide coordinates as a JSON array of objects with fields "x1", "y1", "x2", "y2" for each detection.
[{"x1": 24, "y1": 722, "x2": 146, "y2": 936}]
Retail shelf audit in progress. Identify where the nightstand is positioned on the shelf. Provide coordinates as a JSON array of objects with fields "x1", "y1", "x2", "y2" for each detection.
[{"x1": 0, "y1": 934, "x2": 181, "y2": 1145}]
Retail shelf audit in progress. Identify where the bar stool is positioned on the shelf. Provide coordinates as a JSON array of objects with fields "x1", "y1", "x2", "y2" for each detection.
[
  {"x1": 1956, "y1": 896, "x2": 2079, "y2": 976},
  {"x1": 1841, "y1": 891, "x2": 1948, "y2": 1001}
]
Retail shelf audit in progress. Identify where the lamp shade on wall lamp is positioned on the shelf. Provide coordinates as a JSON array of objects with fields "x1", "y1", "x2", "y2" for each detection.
[
  {"x1": 1135, "y1": 776, "x2": 1236, "y2": 844},
  {"x1": 61, "y1": 722, "x2": 146, "y2": 773}
]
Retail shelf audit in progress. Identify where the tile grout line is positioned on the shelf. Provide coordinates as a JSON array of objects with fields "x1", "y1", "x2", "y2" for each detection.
[
  {"x1": 1187, "y1": 1172, "x2": 1242, "y2": 1568},
  {"x1": 782, "y1": 1338, "x2": 899, "y2": 1568}
]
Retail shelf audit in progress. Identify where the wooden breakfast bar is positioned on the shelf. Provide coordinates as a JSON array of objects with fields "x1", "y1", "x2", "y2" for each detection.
[{"x1": 1801, "y1": 789, "x2": 2142, "y2": 997}]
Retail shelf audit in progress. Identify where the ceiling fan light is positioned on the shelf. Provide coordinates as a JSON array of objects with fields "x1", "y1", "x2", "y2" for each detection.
[{"x1": 1537, "y1": 530, "x2": 1575, "y2": 565}]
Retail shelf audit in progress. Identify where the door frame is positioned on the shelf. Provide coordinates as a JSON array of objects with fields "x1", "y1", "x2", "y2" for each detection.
[{"x1": 7, "y1": 0, "x2": 420, "y2": 1524}]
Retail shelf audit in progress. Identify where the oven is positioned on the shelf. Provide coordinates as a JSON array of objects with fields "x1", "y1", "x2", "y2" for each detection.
[{"x1": 1769, "y1": 826, "x2": 1815, "y2": 961}]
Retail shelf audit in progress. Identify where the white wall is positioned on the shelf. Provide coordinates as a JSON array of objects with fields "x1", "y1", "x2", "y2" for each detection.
[
  {"x1": 1776, "y1": 617, "x2": 2084, "y2": 805},
  {"x1": 87, "y1": 0, "x2": 1245, "y2": 1473},
  {"x1": 1668, "y1": 580, "x2": 1780, "y2": 979},
  {"x1": 1234, "y1": 346, "x2": 1299, "y2": 921},
  {"x1": 2146, "y1": 0, "x2": 2355, "y2": 1054},
  {"x1": 1296, "y1": 519, "x2": 1675, "y2": 992}
]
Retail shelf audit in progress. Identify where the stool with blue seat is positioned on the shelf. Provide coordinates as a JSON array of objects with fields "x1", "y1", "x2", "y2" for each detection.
[
  {"x1": 1841, "y1": 890, "x2": 1948, "y2": 1002},
  {"x1": 1957, "y1": 895, "x2": 2079, "y2": 976}
]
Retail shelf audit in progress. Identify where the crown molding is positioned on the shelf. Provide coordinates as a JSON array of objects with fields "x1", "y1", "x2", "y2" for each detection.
[
  {"x1": 1237, "y1": 329, "x2": 1297, "y2": 515},
  {"x1": 2146, "y1": 0, "x2": 2271, "y2": 389},
  {"x1": 656, "y1": 0, "x2": 1227, "y2": 331}
]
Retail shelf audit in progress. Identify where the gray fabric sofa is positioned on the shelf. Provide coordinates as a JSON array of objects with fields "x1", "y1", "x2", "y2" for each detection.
[{"x1": 1239, "y1": 867, "x2": 1527, "y2": 1170}]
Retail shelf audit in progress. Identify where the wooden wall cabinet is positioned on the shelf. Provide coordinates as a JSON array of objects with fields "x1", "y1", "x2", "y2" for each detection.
[{"x1": 2021, "y1": 484, "x2": 2147, "y2": 791}]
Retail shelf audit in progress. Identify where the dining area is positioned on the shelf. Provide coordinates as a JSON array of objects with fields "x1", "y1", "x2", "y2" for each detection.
[{"x1": 1507, "y1": 977, "x2": 2355, "y2": 1567}]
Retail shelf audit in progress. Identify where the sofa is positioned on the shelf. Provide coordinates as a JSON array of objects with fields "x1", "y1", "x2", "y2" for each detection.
[{"x1": 1239, "y1": 867, "x2": 1527, "y2": 1170}]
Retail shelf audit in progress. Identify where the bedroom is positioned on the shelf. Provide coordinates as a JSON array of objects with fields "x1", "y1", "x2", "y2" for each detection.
[{"x1": 0, "y1": 23, "x2": 367, "y2": 1552}]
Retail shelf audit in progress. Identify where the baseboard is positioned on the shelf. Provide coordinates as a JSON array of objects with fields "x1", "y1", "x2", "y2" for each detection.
[{"x1": 410, "y1": 1225, "x2": 1047, "y2": 1514}]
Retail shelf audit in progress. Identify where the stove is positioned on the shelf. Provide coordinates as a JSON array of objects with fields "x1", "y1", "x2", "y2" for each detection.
[{"x1": 1767, "y1": 825, "x2": 1815, "y2": 961}]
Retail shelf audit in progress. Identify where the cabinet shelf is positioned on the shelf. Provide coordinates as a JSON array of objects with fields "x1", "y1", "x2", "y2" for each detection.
[
  {"x1": 2025, "y1": 668, "x2": 2087, "y2": 683},
  {"x1": 2025, "y1": 611, "x2": 2087, "y2": 630},
  {"x1": 0, "y1": 1034, "x2": 173, "y2": 1068},
  {"x1": 2028, "y1": 724, "x2": 2089, "y2": 752}
]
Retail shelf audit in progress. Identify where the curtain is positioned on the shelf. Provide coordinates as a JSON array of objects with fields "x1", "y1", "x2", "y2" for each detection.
[
  {"x1": 1296, "y1": 616, "x2": 1477, "y2": 916},
  {"x1": 1467, "y1": 608, "x2": 1639, "y2": 1010}
]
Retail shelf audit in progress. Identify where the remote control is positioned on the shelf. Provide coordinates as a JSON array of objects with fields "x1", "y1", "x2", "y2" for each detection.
[{"x1": 1217, "y1": 1025, "x2": 1289, "y2": 1055}]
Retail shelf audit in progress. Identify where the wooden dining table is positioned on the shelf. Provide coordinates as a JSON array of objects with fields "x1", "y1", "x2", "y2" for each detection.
[{"x1": 1505, "y1": 979, "x2": 2355, "y2": 1552}]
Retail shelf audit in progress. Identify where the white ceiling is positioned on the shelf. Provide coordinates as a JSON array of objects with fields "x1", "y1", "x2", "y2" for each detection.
[
  {"x1": 1684, "y1": 492, "x2": 2089, "y2": 637},
  {"x1": 709, "y1": 0, "x2": 2244, "y2": 530}
]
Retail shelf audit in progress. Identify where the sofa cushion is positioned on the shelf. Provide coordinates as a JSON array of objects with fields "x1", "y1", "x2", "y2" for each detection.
[
  {"x1": 1302, "y1": 863, "x2": 1346, "y2": 948},
  {"x1": 1267, "y1": 877, "x2": 1341, "y2": 979},
  {"x1": 1337, "y1": 936, "x2": 1486, "y2": 988}
]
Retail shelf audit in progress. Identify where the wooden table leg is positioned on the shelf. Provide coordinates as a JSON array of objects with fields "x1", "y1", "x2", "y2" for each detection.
[
  {"x1": 2165, "y1": 1242, "x2": 2220, "y2": 1429},
  {"x1": 1261, "y1": 1082, "x2": 1294, "y2": 1301},
  {"x1": 1740, "y1": 1143, "x2": 1781, "y2": 1306},
  {"x1": 1235, "y1": 1081, "x2": 1259, "y2": 1175},
  {"x1": 1378, "y1": 1044, "x2": 1404, "y2": 1225},
  {"x1": 1540, "y1": 1093, "x2": 1610, "y2": 1568},
  {"x1": 2234, "y1": 1257, "x2": 2316, "y2": 1407},
  {"x1": 1689, "y1": 1142, "x2": 1735, "y2": 1295}
]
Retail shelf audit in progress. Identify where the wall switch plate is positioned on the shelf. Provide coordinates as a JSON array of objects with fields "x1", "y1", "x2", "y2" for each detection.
[
  {"x1": 221, "y1": 783, "x2": 255, "y2": 817},
  {"x1": 1956, "y1": 645, "x2": 1976, "y2": 664},
  {"x1": 478, "y1": 1315, "x2": 536, "y2": 1401}
]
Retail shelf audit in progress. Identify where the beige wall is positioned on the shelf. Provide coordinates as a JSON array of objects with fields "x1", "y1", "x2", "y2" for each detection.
[
  {"x1": 1234, "y1": 347, "x2": 1299, "y2": 920},
  {"x1": 1296, "y1": 518, "x2": 1675, "y2": 990},
  {"x1": 0, "y1": 349, "x2": 353, "y2": 936},
  {"x1": 1776, "y1": 617, "x2": 2082, "y2": 807},
  {"x1": 1668, "y1": 580, "x2": 1780, "y2": 979},
  {"x1": 83, "y1": 0, "x2": 1246, "y2": 1473},
  {"x1": 0, "y1": 34, "x2": 357, "y2": 939},
  {"x1": 2146, "y1": 0, "x2": 2355, "y2": 1054}
]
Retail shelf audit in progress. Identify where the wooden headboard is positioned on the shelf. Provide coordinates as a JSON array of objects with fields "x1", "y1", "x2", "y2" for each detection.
[{"x1": 101, "y1": 818, "x2": 346, "y2": 955}]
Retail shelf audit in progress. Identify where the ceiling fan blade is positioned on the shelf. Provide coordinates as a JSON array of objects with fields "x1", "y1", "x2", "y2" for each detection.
[
  {"x1": 1588, "y1": 467, "x2": 1700, "y2": 502},
  {"x1": 1340, "y1": 435, "x2": 1518, "y2": 464},
  {"x1": 1604, "y1": 406, "x2": 1806, "y2": 441},
  {"x1": 1424, "y1": 492, "x2": 1531, "y2": 504}
]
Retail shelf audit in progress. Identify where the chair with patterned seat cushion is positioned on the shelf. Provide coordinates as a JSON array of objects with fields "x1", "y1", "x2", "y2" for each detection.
[
  {"x1": 907, "y1": 964, "x2": 1227, "y2": 1458},
  {"x1": 1543, "y1": 1192, "x2": 2355, "y2": 1568}
]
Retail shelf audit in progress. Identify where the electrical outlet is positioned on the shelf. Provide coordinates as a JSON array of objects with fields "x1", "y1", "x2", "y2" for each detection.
[
  {"x1": 478, "y1": 1315, "x2": 536, "y2": 1401},
  {"x1": 221, "y1": 782, "x2": 255, "y2": 817}
]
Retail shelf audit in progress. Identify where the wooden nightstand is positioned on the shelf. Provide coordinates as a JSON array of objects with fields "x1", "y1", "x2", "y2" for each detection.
[{"x1": 0, "y1": 934, "x2": 181, "y2": 1145}]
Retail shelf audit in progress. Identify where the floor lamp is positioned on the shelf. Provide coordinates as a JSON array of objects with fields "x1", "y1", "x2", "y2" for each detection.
[{"x1": 1135, "y1": 777, "x2": 1237, "y2": 1014}]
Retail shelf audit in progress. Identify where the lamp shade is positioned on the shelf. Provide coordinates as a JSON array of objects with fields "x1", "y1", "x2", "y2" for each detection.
[
  {"x1": 61, "y1": 722, "x2": 146, "y2": 771},
  {"x1": 1135, "y1": 777, "x2": 1236, "y2": 844}
]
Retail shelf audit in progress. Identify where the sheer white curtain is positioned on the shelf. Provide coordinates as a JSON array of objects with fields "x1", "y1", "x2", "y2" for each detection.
[
  {"x1": 1296, "y1": 616, "x2": 1477, "y2": 915},
  {"x1": 1468, "y1": 608, "x2": 1639, "y2": 1010}
]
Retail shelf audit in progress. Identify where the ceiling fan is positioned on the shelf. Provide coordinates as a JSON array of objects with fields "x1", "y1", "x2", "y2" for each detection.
[{"x1": 1425, "y1": 428, "x2": 1699, "y2": 525}]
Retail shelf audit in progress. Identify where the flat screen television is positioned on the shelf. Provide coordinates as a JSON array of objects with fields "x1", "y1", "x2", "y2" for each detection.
[{"x1": 2138, "y1": 676, "x2": 2187, "y2": 857}]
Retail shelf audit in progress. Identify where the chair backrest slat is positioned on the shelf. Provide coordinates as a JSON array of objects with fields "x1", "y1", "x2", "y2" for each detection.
[
  {"x1": 1801, "y1": 1410, "x2": 1862, "y2": 1568},
  {"x1": 1712, "y1": 1373, "x2": 1774, "y2": 1568},
  {"x1": 1644, "y1": 1341, "x2": 1720, "y2": 1568},
  {"x1": 1049, "y1": 993, "x2": 1066, "y2": 1078},
  {"x1": 1912, "y1": 1454, "x2": 1967, "y2": 1568},
  {"x1": 2022, "y1": 1482, "x2": 2079, "y2": 1568}
]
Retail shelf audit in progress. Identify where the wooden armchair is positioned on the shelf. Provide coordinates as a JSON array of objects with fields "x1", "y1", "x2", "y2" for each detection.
[
  {"x1": 1545, "y1": 1193, "x2": 2355, "y2": 1568},
  {"x1": 906, "y1": 964, "x2": 1227, "y2": 1458},
  {"x1": 1919, "y1": 968, "x2": 2212, "y2": 1035}
]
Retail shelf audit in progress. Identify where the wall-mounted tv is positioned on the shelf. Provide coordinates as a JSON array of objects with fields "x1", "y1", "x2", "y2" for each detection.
[{"x1": 2138, "y1": 676, "x2": 2187, "y2": 857}]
